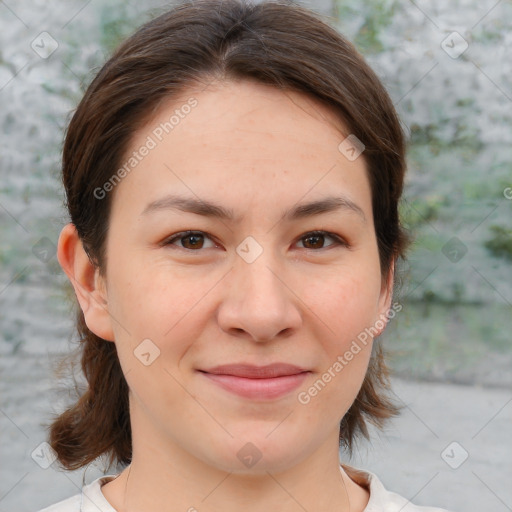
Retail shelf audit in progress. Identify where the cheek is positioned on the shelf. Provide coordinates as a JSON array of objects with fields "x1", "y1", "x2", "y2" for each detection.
[
  {"x1": 106, "y1": 259, "x2": 214, "y2": 375},
  {"x1": 297, "y1": 264, "x2": 380, "y2": 401},
  {"x1": 303, "y1": 265, "x2": 382, "y2": 340},
  {"x1": 107, "y1": 257, "x2": 196, "y2": 334}
]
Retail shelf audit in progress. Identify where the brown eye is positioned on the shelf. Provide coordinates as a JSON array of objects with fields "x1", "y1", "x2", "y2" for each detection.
[
  {"x1": 297, "y1": 231, "x2": 347, "y2": 250},
  {"x1": 163, "y1": 231, "x2": 215, "y2": 250}
]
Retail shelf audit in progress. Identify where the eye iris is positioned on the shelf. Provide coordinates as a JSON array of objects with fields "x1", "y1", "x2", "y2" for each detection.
[
  {"x1": 303, "y1": 233, "x2": 325, "y2": 249},
  {"x1": 182, "y1": 233, "x2": 204, "y2": 249}
]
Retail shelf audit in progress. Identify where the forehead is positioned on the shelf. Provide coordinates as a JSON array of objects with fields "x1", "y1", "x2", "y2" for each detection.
[
  {"x1": 161, "y1": 78, "x2": 349, "y2": 140},
  {"x1": 112, "y1": 79, "x2": 372, "y2": 221},
  {"x1": 132, "y1": 79, "x2": 353, "y2": 159}
]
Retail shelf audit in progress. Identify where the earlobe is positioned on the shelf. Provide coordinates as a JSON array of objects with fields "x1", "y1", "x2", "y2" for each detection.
[{"x1": 57, "y1": 223, "x2": 115, "y2": 342}]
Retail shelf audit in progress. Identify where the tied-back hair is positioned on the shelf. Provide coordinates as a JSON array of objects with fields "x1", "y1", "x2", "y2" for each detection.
[{"x1": 48, "y1": 0, "x2": 410, "y2": 471}]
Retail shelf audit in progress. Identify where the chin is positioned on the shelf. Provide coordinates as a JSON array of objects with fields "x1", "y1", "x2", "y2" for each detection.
[{"x1": 203, "y1": 432, "x2": 305, "y2": 475}]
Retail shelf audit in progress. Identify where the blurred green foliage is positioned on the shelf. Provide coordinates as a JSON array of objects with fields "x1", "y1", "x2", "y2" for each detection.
[
  {"x1": 485, "y1": 225, "x2": 512, "y2": 262},
  {"x1": 334, "y1": 0, "x2": 398, "y2": 53}
]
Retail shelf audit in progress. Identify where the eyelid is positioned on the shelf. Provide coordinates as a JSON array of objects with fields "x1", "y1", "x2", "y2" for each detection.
[{"x1": 161, "y1": 230, "x2": 350, "y2": 251}]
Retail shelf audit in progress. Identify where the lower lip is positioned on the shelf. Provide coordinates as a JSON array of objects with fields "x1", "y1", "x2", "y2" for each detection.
[{"x1": 199, "y1": 371, "x2": 310, "y2": 400}]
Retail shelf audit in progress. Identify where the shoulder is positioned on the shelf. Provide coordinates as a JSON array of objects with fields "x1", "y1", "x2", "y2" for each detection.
[
  {"x1": 35, "y1": 475, "x2": 119, "y2": 512},
  {"x1": 342, "y1": 464, "x2": 454, "y2": 512}
]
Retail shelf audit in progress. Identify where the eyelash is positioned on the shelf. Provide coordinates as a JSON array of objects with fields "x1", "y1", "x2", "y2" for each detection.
[{"x1": 162, "y1": 230, "x2": 349, "y2": 252}]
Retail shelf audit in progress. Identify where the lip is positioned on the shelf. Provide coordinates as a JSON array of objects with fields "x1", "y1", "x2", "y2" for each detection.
[
  {"x1": 202, "y1": 363, "x2": 309, "y2": 378},
  {"x1": 197, "y1": 363, "x2": 311, "y2": 400}
]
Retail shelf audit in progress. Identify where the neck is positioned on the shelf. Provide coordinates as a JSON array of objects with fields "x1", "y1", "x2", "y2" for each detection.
[{"x1": 101, "y1": 452, "x2": 369, "y2": 512}]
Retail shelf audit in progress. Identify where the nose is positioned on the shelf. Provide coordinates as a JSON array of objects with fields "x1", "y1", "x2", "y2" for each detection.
[{"x1": 217, "y1": 248, "x2": 303, "y2": 342}]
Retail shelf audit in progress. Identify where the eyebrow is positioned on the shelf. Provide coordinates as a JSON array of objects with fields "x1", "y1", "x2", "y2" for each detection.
[{"x1": 140, "y1": 194, "x2": 366, "y2": 223}]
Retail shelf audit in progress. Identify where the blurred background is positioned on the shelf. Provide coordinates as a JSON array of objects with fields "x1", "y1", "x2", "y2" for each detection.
[{"x1": 0, "y1": 0, "x2": 510, "y2": 511}]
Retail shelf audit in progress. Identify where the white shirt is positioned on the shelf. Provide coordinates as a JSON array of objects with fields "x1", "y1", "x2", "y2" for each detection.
[{"x1": 37, "y1": 464, "x2": 453, "y2": 512}]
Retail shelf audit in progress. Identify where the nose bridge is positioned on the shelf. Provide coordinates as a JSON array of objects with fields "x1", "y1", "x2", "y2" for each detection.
[
  {"x1": 218, "y1": 236, "x2": 301, "y2": 341},
  {"x1": 236, "y1": 235, "x2": 284, "y2": 306}
]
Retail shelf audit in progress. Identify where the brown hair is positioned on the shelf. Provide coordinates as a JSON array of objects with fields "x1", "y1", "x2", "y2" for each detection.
[{"x1": 48, "y1": 0, "x2": 410, "y2": 471}]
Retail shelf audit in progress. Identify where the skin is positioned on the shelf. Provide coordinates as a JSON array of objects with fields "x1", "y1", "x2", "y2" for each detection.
[{"x1": 58, "y1": 79, "x2": 394, "y2": 512}]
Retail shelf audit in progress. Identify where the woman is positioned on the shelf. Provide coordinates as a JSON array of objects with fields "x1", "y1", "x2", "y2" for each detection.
[{"x1": 38, "y1": 0, "x2": 452, "y2": 510}]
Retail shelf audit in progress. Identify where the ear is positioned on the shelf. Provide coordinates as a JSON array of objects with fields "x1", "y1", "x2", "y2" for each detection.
[
  {"x1": 57, "y1": 223, "x2": 115, "y2": 342},
  {"x1": 375, "y1": 258, "x2": 396, "y2": 337}
]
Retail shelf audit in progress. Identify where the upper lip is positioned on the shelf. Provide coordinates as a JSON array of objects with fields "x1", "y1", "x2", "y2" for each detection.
[{"x1": 199, "y1": 363, "x2": 310, "y2": 378}]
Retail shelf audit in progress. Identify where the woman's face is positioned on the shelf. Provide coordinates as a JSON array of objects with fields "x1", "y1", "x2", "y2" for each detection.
[{"x1": 88, "y1": 79, "x2": 393, "y2": 473}]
